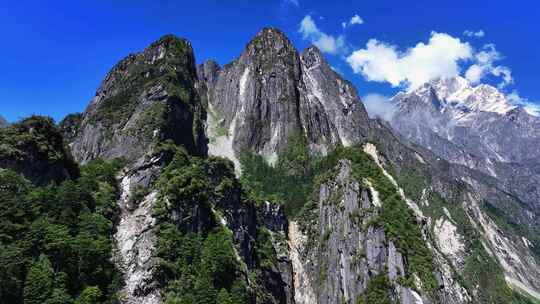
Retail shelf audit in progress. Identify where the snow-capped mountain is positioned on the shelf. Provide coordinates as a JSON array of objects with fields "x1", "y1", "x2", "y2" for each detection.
[
  {"x1": 393, "y1": 76, "x2": 520, "y2": 126},
  {"x1": 391, "y1": 76, "x2": 540, "y2": 210}
]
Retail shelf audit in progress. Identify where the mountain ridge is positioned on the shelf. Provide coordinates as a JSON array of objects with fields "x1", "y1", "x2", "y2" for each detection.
[
  {"x1": 1, "y1": 29, "x2": 540, "y2": 304},
  {"x1": 391, "y1": 75, "x2": 540, "y2": 212}
]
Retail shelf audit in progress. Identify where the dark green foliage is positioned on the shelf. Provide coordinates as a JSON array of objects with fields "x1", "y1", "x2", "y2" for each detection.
[
  {"x1": 0, "y1": 158, "x2": 123, "y2": 304},
  {"x1": 241, "y1": 136, "x2": 438, "y2": 294},
  {"x1": 23, "y1": 254, "x2": 54, "y2": 304},
  {"x1": 395, "y1": 166, "x2": 428, "y2": 202},
  {"x1": 153, "y1": 148, "x2": 251, "y2": 303},
  {"x1": 91, "y1": 91, "x2": 135, "y2": 127},
  {"x1": 0, "y1": 116, "x2": 79, "y2": 185},
  {"x1": 384, "y1": 149, "x2": 540, "y2": 302},
  {"x1": 217, "y1": 288, "x2": 233, "y2": 304},
  {"x1": 134, "y1": 102, "x2": 167, "y2": 138},
  {"x1": 463, "y1": 236, "x2": 537, "y2": 304},
  {"x1": 59, "y1": 112, "x2": 83, "y2": 142},
  {"x1": 130, "y1": 184, "x2": 150, "y2": 204},
  {"x1": 239, "y1": 132, "x2": 319, "y2": 217},
  {"x1": 357, "y1": 272, "x2": 394, "y2": 304},
  {"x1": 255, "y1": 227, "x2": 278, "y2": 269},
  {"x1": 75, "y1": 286, "x2": 102, "y2": 304},
  {"x1": 0, "y1": 116, "x2": 67, "y2": 162}
]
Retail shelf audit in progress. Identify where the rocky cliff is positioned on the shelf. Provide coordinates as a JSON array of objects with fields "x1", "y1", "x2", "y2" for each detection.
[
  {"x1": 5, "y1": 28, "x2": 539, "y2": 304},
  {"x1": 70, "y1": 35, "x2": 207, "y2": 164},
  {"x1": 200, "y1": 28, "x2": 370, "y2": 167},
  {"x1": 63, "y1": 33, "x2": 293, "y2": 304},
  {"x1": 63, "y1": 35, "x2": 210, "y2": 304}
]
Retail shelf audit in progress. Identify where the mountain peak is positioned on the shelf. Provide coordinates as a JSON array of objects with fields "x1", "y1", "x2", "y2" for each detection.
[
  {"x1": 148, "y1": 34, "x2": 192, "y2": 50},
  {"x1": 253, "y1": 27, "x2": 290, "y2": 41},
  {"x1": 407, "y1": 76, "x2": 516, "y2": 118},
  {"x1": 428, "y1": 76, "x2": 470, "y2": 97},
  {"x1": 243, "y1": 27, "x2": 297, "y2": 61}
]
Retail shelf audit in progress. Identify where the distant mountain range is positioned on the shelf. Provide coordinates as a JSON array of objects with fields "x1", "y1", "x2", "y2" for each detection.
[
  {"x1": 1, "y1": 29, "x2": 540, "y2": 304},
  {"x1": 391, "y1": 76, "x2": 540, "y2": 211}
]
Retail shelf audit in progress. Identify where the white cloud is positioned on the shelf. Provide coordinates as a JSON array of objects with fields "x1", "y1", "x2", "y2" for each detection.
[
  {"x1": 342, "y1": 14, "x2": 364, "y2": 28},
  {"x1": 465, "y1": 44, "x2": 513, "y2": 88},
  {"x1": 507, "y1": 91, "x2": 540, "y2": 116},
  {"x1": 464, "y1": 30, "x2": 485, "y2": 38},
  {"x1": 350, "y1": 14, "x2": 364, "y2": 25},
  {"x1": 347, "y1": 32, "x2": 473, "y2": 90},
  {"x1": 464, "y1": 64, "x2": 483, "y2": 83},
  {"x1": 362, "y1": 94, "x2": 396, "y2": 121},
  {"x1": 299, "y1": 15, "x2": 346, "y2": 54}
]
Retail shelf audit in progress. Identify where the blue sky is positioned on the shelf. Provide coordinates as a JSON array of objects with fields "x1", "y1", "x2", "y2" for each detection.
[{"x1": 1, "y1": 0, "x2": 539, "y2": 122}]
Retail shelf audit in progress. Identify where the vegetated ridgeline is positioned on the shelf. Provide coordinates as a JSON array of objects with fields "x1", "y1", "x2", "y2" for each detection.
[{"x1": 1, "y1": 27, "x2": 539, "y2": 304}]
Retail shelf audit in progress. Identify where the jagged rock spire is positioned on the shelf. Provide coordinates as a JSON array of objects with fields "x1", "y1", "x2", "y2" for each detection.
[
  {"x1": 72, "y1": 34, "x2": 207, "y2": 164},
  {"x1": 200, "y1": 28, "x2": 371, "y2": 166}
]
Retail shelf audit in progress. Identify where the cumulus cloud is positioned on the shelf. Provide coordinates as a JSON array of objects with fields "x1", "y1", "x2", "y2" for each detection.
[
  {"x1": 464, "y1": 30, "x2": 485, "y2": 38},
  {"x1": 299, "y1": 15, "x2": 346, "y2": 54},
  {"x1": 465, "y1": 44, "x2": 513, "y2": 88},
  {"x1": 346, "y1": 32, "x2": 473, "y2": 90},
  {"x1": 362, "y1": 93, "x2": 397, "y2": 121},
  {"x1": 342, "y1": 14, "x2": 364, "y2": 28},
  {"x1": 507, "y1": 91, "x2": 540, "y2": 116}
]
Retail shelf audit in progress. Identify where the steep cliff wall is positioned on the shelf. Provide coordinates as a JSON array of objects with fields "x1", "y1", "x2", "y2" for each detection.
[{"x1": 200, "y1": 28, "x2": 370, "y2": 165}]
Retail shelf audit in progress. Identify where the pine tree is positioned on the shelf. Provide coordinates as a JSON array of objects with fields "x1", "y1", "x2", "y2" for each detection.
[
  {"x1": 23, "y1": 255, "x2": 54, "y2": 304},
  {"x1": 216, "y1": 288, "x2": 233, "y2": 304},
  {"x1": 75, "y1": 286, "x2": 102, "y2": 304},
  {"x1": 194, "y1": 277, "x2": 217, "y2": 304}
]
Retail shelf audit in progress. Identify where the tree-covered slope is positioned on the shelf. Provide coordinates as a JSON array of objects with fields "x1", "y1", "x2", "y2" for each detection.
[
  {"x1": 0, "y1": 116, "x2": 79, "y2": 185},
  {"x1": 2, "y1": 28, "x2": 540, "y2": 304},
  {"x1": 0, "y1": 157, "x2": 124, "y2": 304}
]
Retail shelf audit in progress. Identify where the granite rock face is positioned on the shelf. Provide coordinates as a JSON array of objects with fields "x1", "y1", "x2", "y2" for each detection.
[
  {"x1": 71, "y1": 35, "x2": 207, "y2": 164},
  {"x1": 200, "y1": 28, "x2": 370, "y2": 165},
  {"x1": 66, "y1": 35, "x2": 210, "y2": 304},
  {"x1": 60, "y1": 29, "x2": 540, "y2": 304},
  {"x1": 290, "y1": 160, "x2": 428, "y2": 304},
  {"x1": 114, "y1": 154, "x2": 165, "y2": 304},
  {"x1": 200, "y1": 29, "x2": 540, "y2": 303}
]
